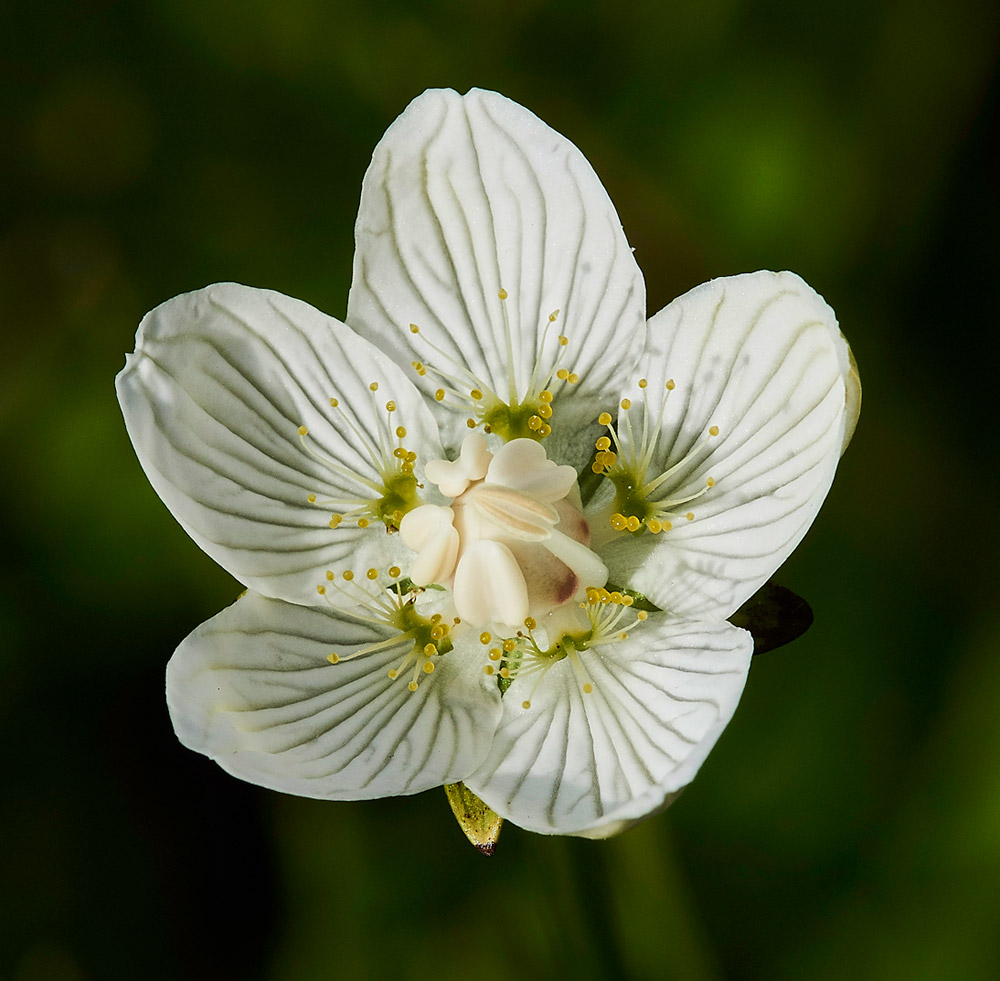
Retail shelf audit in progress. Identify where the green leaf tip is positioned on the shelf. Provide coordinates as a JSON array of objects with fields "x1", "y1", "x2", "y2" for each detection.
[{"x1": 443, "y1": 782, "x2": 503, "y2": 856}]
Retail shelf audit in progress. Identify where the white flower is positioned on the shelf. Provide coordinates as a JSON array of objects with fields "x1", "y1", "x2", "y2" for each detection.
[{"x1": 116, "y1": 88, "x2": 859, "y2": 838}]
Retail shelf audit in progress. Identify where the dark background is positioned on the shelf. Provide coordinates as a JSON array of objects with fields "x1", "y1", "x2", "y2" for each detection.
[{"x1": 2, "y1": 1, "x2": 998, "y2": 978}]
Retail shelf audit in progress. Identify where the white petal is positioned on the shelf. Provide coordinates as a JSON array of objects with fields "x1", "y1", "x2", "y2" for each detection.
[
  {"x1": 466, "y1": 618, "x2": 752, "y2": 836},
  {"x1": 116, "y1": 283, "x2": 442, "y2": 604},
  {"x1": 167, "y1": 591, "x2": 501, "y2": 799},
  {"x1": 347, "y1": 88, "x2": 646, "y2": 443},
  {"x1": 605, "y1": 271, "x2": 852, "y2": 619},
  {"x1": 485, "y1": 438, "x2": 578, "y2": 502},
  {"x1": 453, "y1": 539, "x2": 529, "y2": 628}
]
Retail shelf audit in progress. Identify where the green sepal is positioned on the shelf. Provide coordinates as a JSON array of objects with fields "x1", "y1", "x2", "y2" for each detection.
[
  {"x1": 729, "y1": 581, "x2": 814, "y2": 656},
  {"x1": 443, "y1": 782, "x2": 503, "y2": 856}
]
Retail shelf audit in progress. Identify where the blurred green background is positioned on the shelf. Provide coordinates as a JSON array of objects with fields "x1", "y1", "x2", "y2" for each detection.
[{"x1": 2, "y1": 1, "x2": 998, "y2": 978}]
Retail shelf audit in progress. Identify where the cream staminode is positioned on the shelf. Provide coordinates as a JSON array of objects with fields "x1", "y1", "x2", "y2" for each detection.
[{"x1": 400, "y1": 432, "x2": 607, "y2": 629}]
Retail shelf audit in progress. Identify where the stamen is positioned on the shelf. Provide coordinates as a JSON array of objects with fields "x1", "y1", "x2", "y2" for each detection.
[
  {"x1": 318, "y1": 570, "x2": 454, "y2": 690},
  {"x1": 590, "y1": 377, "x2": 722, "y2": 535},
  {"x1": 296, "y1": 383, "x2": 422, "y2": 532},
  {"x1": 407, "y1": 293, "x2": 579, "y2": 442}
]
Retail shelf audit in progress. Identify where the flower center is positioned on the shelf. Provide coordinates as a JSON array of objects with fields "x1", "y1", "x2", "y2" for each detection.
[{"x1": 399, "y1": 433, "x2": 608, "y2": 628}]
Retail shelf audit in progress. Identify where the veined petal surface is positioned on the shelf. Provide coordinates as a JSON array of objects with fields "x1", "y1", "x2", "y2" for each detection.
[
  {"x1": 347, "y1": 87, "x2": 646, "y2": 444},
  {"x1": 604, "y1": 271, "x2": 851, "y2": 619},
  {"x1": 466, "y1": 619, "x2": 752, "y2": 836},
  {"x1": 116, "y1": 283, "x2": 442, "y2": 604},
  {"x1": 167, "y1": 591, "x2": 501, "y2": 799}
]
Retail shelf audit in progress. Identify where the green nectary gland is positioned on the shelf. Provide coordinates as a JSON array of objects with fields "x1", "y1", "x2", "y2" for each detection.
[
  {"x1": 480, "y1": 399, "x2": 546, "y2": 442},
  {"x1": 392, "y1": 594, "x2": 455, "y2": 656},
  {"x1": 376, "y1": 472, "x2": 421, "y2": 529},
  {"x1": 609, "y1": 470, "x2": 651, "y2": 527}
]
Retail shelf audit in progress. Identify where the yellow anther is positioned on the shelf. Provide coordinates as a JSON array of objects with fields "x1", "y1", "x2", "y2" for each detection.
[
  {"x1": 392, "y1": 510, "x2": 403, "y2": 525},
  {"x1": 431, "y1": 614, "x2": 442, "y2": 623},
  {"x1": 357, "y1": 518, "x2": 369, "y2": 529},
  {"x1": 601, "y1": 450, "x2": 617, "y2": 467},
  {"x1": 409, "y1": 324, "x2": 420, "y2": 334},
  {"x1": 709, "y1": 425, "x2": 719, "y2": 436},
  {"x1": 423, "y1": 661, "x2": 435, "y2": 674},
  {"x1": 393, "y1": 447, "x2": 405, "y2": 459},
  {"x1": 342, "y1": 570, "x2": 354, "y2": 581},
  {"x1": 325, "y1": 570, "x2": 335, "y2": 581},
  {"x1": 401, "y1": 462, "x2": 414, "y2": 474},
  {"x1": 366, "y1": 568, "x2": 378, "y2": 580},
  {"x1": 666, "y1": 379, "x2": 676, "y2": 390},
  {"x1": 316, "y1": 584, "x2": 326, "y2": 595},
  {"x1": 539, "y1": 390, "x2": 553, "y2": 402},
  {"x1": 663, "y1": 520, "x2": 673, "y2": 531},
  {"x1": 548, "y1": 310, "x2": 559, "y2": 322},
  {"x1": 369, "y1": 382, "x2": 379, "y2": 392},
  {"x1": 524, "y1": 617, "x2": 537, "y2": 630},
  {"x1": 556, "y1": 368, "x2": 569, "y2": 380},
  {"x1": 405, "y1": 450, "x2": 416, "y2": 463},
  {"x1": 610, "y1": 513, "x2": 628, "y2": 531},
  {"x1": 598, "y1": 411, "x2": 612, "y2": 426},
  {"x1": 499, "y1": 667, "x2": 510, "y2": 678},
  {"x1": 307, "y1": 493, "x2": 317, "y2": 503},
  {"x1": 567, "y1": 373, "x2": 579, "y2": 384},
  {"x1": 622, "y1": 594, "x2": 634, "y2": 607},
  {"x1": 528, "y1": 415, "x2": 542, "y2": 431},
  {"x1": 620, "y1": 398, "x2": 632, "y2": 411},
  {"x1": 488, "y1": 648, "x2": 502, "y2": 661},
  {"x1": 558, "y1": 335, "x2": 569, "y2": 346},
  {"x1": 327, "y1": 653, "x2": 340, "y2": 664},
  {"x1": 484, "y1": 665, "x2": 495, "y2": 675},
  {"x1": 434, "y1": 388, "x2": 445, "y2": 401},
  {"x1": 387, "y1": 668, "x2": 398, "y2": 679},
  {"x1": 423, "y1": 643, "x2": 437, "y2": 656},
  {"x1": 637, "y1": 610, "x2": 648, "y2": 621},
  {"x1": 502, "y1": 638, "x2": 517, "y2": 653},
  {"x1": 582, "y1": 683, "x2": 593, "y2": 694},
  {"x1": 586, "y1": 586, "x2": 601, "y2": 603},
  {"x1": 498, "y1": 288, "x2": 508, "y2": 300},
  {"x1": 408, "y1": 681, "x2": 419, "y2": 692},
  {"x1": 466, "y1": 418, "x2": 476, "y2": 428},
  {"x1": 610, "y1": 591, "x2": 623, "y2": 605},
  {"x1": 647, "y1": 518, "x2": 662, "y2": 534},
  {"x1": 431, "y1": 625, "x2": 445, "y2": 641},
  {"x1": 522, "y1": 700, "x2": 532, "y2": 709},
  {"x1": 385, "y1": 400, "x2": 396, "y2": 412},
  {"x1": 706, "y1": 477, "x2": 716, "y2": 487},
  {"x1": 686, "y1": 512, "x2": 694, "y2": 521},
  {"x1": 626, "y1": 515, "x2": 641, "y2": 532},
  {"x1": 479, "y1": 632, "x2": 492, "y2": 645},
  {"x1": 297, "y1": 425, "x2": 308, "y2": 436},
  {"x1": 537, "y1": 403, "x2": 552, "y2": 419},
  {"x1": 596, "y1": 436, "x2": 611, "y2": 451},
  {"x1": 470, "y1": 388, "x2": 483, "y2": 401},
  {"x1": 539, "y1": 423, "x2": 551, "y2": 437},
  {"x1": 329, "y1": 515, "x2": 342, "y2": 528},
  {"x1": 591, "y1": 461, "x2": 604, "y2": 474},
  {"x1": 330, "y1": 397, "x2": 339, "y2": 407},
  {"x1": 638, "y1": 378, "x2": 648, "y2": 389},
  {"x1": 389, "y1": 565, "x2": 400, "y2": 577}
]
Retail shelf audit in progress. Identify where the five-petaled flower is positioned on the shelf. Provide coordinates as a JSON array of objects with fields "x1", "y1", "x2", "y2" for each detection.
[{"x1": 116, "y1": 88, "x2": 859, "y2": 838}]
